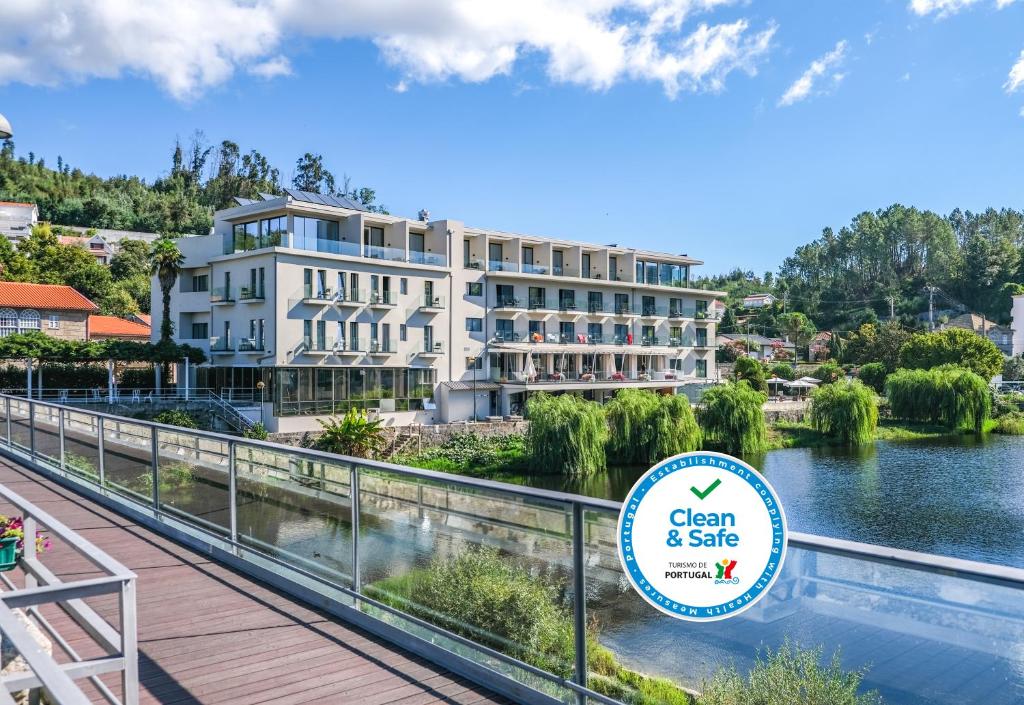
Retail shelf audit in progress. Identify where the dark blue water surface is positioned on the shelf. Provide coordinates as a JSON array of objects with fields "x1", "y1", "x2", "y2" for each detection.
[{"x1": 506, "y1": 434, "x2": 1024, "y2": 567}]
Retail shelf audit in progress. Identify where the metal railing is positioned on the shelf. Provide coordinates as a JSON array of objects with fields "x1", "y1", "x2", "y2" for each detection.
[
  {"x1": 0, "y1": 482, "x2": 137, "y2": 705},
  {"x1": 1, "y1": 395, "x2": 1022, "y2": 705}
]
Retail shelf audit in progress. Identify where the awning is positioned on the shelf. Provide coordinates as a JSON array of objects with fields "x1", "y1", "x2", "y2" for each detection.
[{"x1": 442, "y1": 381, "x2": 501, "y2": 392}]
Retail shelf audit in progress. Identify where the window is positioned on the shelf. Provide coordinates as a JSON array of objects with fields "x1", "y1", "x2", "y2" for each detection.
[
  {"x1": 615, "y1": 293, "x2": 630, "y2": 314},
  {"x1": 587, "y1": 323, "x2": 602, "y2": 342},
  {"x1": 553, "y1": 250, "x2": 564, "y2": 275},
  {"x1": 559, "y1": 321, "x2": 575, "y2": 342},
  {"x1": 1, "y1": 308, "x2": 18, "y2": 337},
  {"x1": 696, "y1": 359, "x2": 707, "y2": 378},
  {"x1": 400, "y1": 324, "x2": 407, "y2": 342},
  {"x1": 529, "y1": 286, "x2": 546, "y2": 309},
  {"x1": 463, "y1": 240, "x2": 471, "y2": 267},
  {"x1": 582, "y1": 253, "x2": 591, "y2": 278},
  {"x1": 293, "y1": 216, "x2": 340, "y2": 252},
  {"x1": 466, "y1": 318, "x2": 483, "y2": 332},
  {"x1": 642, "y1": 296, "x2": 656, "y2": 316},
  {"x1": 191, "y1": 274, "x2": 209, "y2": 292},
  {"x1": 400, "y1": 278, "x2": 408, "y2": 295},
  {"x1": 609, "y1": 255, "x2": 619, "y2": 280},
  {"x1": 466, "y1": 357, "x2": 483, "y2": 370},
  {"x1": 496, "y1": 284, "x2": 516, "y2": 307},
  {"x1": 467, "y1": 282, "x2": 483, "y2": 297},
  {"x1": 18, "y1": 310, "x2": 40, "y2": 332},
  {"x1": 48, "y1": 315, "x2": 59, "y2": 329},
  {"x1": 495, "y1": 319, "x2": 514, "y2": 340},
  {"x1": 558, "y1": 289, "x2": 575, "y2": 310},
  {"x1": 303, "y1": 268, "x2": 313, "y2": 298},
  {"x1": 191, "y1": 322, "x2": 208, "y2": 340},
  {"x1": 588, "y1": 291, "x2": 603, "y2": 313},
  {"x1": 614, "y1": 324, "x2": 629, "y2": 343}
]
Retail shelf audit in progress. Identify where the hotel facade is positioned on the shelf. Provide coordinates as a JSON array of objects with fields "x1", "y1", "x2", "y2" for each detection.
[{"x1": 153, "y1": 190, "x2": 725, "y2": 432}]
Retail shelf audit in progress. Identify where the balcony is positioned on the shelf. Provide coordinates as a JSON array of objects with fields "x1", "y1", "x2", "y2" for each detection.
[
  {"x1": 298, "y1": 336, "x2": 335, "y2": 356},
  {"x1": 368, "y1": 290, "x2": 397, "y2": 307},
  {"x1": 294, "y1": 237, "x2": 362, "y2": 257},
  {"x1": 290, "y1": 287, "x2": 335, "y2": 307},
  {"x1": 419, "y1": 340, "x2": 445, "y2": 356},
  {"x1": 464, "y1": 258, "x2": 485, "y2": 270},
  {"x1": 334, "y1": 288, "x2": 366, "y2": 306},
  {"x1": 408, "y1": 250, "x2": 448, "y2": 267},
  {"x1": 528, "y1": 298, "x2": 557, "y2": 312},
  {"x1": 639, "y1": 304, "x2": 668, "y2": 318},
  {"x1": 238, "y1": 338, "x2": 265, "y2": 354},
  {"x1": 488, "y1": 260, "x2": 519, "y2": 273},
  {"x1": 209, "y1": 336, "x2": 234, "y2": 354},
  {"x1": 335, "y1": 337, "x2": 362, "y2": 355},
  {"x1": 613, "y1": 304, "x2": 638, "y2": 316},
  {"x1": 366, "y1": 245, "x2": 408, "y2": 263},
  {"x1": 522, "y1": 263, "x2": 549, "y2": 275},
  {"x1": 368, "y1": 339, "x2": 398, "y2": 356},
  {"x1": 417, "y1": 295, "x2": 446, "y2": 313},
  {"x1": 494, "y1": 297, "x2": 526, "y2": 312},
  {"x1": 210, "y1": 287, "x2": 234, "y2": 305},
  {"x1": 239, "y1": 286, "x2": 265, "y2": 303}
]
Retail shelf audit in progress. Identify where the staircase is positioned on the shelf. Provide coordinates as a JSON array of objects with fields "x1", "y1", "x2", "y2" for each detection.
[
  {"x1": 383, "y1": 430, "x2": 420, "y2": 458},
  {"x1": 208, "y1": 392, "x2": 256, "y2": 433}
]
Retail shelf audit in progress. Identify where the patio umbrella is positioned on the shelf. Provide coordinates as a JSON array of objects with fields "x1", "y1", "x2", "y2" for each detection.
[
  {"x1": 605, "y1": 352, "x2": 617, "y2": 377},
  {"x1": 797, "y1": 376, "x2": 821, "y2": 384},
  {"x1": 784, "y1": 379, "x2": 817, "y2": 398},
  {"x1": 766, "y1": 376, "x2": 789, "y2": 384},
  {"x1": 523, "y1": 352, "x2": 537, "y2": 381}
]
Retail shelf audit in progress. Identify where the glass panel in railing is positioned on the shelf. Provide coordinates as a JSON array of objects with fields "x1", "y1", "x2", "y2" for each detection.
[
  {"x1": 8, "y1": 399, "x2": 31, "y2": 451},
  {"x1": 62, "y1": 409, "x2": 101, "y2": 483},
  {"x1": 156, "y1": 430, "x2": 230, "y2": 534},
  {"x1": 356, "y1": 465, "x2": 576, "y2": 697},
  {"x1": 31, "y1": 403, "x2": 60, "y2": 467},
  {"x1": 585, "y1": 504, "x2": 1024, "y2": 705},
  {"x1": 233, "y1": 443, "x2": 353, "y2": 585},
  {"x1": 101, "y1": 419, "x2": 154, "y2": 502},
  {"x1": 0, "y1": 398, "x2": 9, "y2": 444}
]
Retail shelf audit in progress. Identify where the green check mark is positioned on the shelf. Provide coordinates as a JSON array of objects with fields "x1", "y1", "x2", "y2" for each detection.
[{"x1": 690, "y1": 479, "x2": 721, "y2": 500}]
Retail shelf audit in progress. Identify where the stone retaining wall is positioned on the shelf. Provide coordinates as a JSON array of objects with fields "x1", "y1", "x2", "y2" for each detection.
[{"x1": 269, "y1": 419, "x2": 530, "y2": 451}]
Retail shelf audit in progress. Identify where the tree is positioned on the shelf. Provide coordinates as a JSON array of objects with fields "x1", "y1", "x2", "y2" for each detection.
[
  {"x1": 856, "y1": 362, "x2": 887, "y2": 393},
  {"x1": 698, "y1": 383, "x2": 769, "y2": 455},
  {"x1": 312, "y1": 409, "x2": 387, "y2": 458},
  {"x1": 526, "y1": 393, "x2": 607, "y2": 477},
  {"x1": 778, "y1": 312, "x2": 817, "y2": 358},
  {"x1": 843, "y1": 322, "x2": 913, "y2": 371},
  {"x1": 897, "y1": 328, "x2": 1003, "y2": 380},
  {"x1": 110, "y1": 240, "x2": 151, "y2": 281},
  {"x1": 605, "y1": 390, "x2": 700, "y2": 465},
  {"x1": 733, "y1": 357, "x2": 768, "y2": 394},
  {"x1": 150, "y1": 237, "x2": 184, "y2": 342},
  {"x1": 812, "y1": 362, "x2": 843, "y2": 384},
  {"x1": 828, "y1": 331, "x2": 845, "y2": 362},
  {"x1": 809, "y1": 380, "x2": 878, "y2": 445},
  {"x1": 1003, "y1": 356, "x2": 1024, "y2": 381},
  {"x1": 292, "y1": 153, "x2": 336, "y2": 194},
  {"x1": 886, "y1": 367, "x2": 991, "y2": 433},
  {"x1": 100, "y1": 286, "x2": 140, "y2": 318}
]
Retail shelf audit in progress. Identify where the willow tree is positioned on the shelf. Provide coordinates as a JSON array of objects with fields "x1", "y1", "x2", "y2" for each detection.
[
  {"x1": 698, "y1": 382, "x2": 768, "y2": 456},
  {"x1": 885, "y1": 366, "x2": 991, "y2": 433},
  {"x1": 810, "y1": 380, "x2": 878, "y2": 445},
  {"x1": 526, "y1": 393, "x2": 607, "y2": 477},
  {"x1": 606, "y1": 389, "x2": 700, "y2": 465}
]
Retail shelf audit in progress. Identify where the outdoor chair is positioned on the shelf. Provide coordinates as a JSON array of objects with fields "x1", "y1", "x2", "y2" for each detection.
[
  {"x1": 58, "y1": 389, "x2": 69, "y2": 403},
  {"x1": 131, "y1": 390, "x2": 141, "y2": 403}
]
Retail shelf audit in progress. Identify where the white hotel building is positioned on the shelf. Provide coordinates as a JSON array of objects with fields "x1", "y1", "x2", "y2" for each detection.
[{"x1": 154, "y1": 190, "x2": 725, "y2": 432}]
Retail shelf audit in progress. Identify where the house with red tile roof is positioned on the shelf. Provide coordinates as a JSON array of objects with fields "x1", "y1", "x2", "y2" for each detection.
[
  {"x1": 0, "y1": 282, "x2": 99, "y2": 341},
  {"x1": 88, "y1": 315, "x2": 152, "y2": 341}
]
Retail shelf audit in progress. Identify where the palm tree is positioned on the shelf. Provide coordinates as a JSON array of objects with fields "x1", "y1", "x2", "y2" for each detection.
[
  {"x1": 312, "y1": 410, "x2": 387, "y2": 458},
  {"x1": 150, "y1": 237, "x2": 184, "y2": 342}
]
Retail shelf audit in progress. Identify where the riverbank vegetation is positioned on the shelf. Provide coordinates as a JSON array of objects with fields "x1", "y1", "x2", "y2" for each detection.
[
  {"x1": 368, "y1": 545, "x2": 880, "y2": 705},
  {"x1": 606, "y1": 389, "x2": 700, "y2": 465},
  {"x1": 526, "y1": 393, "x2": 609, "y2": 477},
  {"x1": 809, "y1": 380, "x2": 878, "y2": 445},
  {"x1": 698, "y1": 382, "x2": 769, "y2": 455},
  {"x1": 885, "y1": 367, "x2": 991, "y2": 433}
]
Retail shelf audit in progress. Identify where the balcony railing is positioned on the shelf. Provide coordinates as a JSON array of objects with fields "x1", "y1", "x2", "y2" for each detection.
[
  {"x1": 408, "y1": 251, "x2": 447, "y2": 267},
  {"x1": 4, "y1": 394, "x2": 1020, "y2": 705},
  {"x1": 417, "y1": 295, "x2": 446, "y2": 310},
  {"x1": 210, "y1": 287, "x2": 234, "y2": 304},
  {"x1": 336, "y1": 337, "x2": 362, "y2": 352},
  {"x1": 237, "y1": 338, "x2": 265, "y2": 352},
  {"x1": 366, "y1": 245, "x2": 408, "y2": 263},
  {"x1": 368, "y1": 290, "x2": 397, "y2": 306},
  {"x1": 488, "y1": 261, "x2": 519, "y2": 272},
  {"x1": 299, "y1": 336, "x2": 336, "y2": 354},
  {"x1": 422, "y1": 340, "x2": 445, "y2": 354},
  {"x1": 368, "y1": 339, "x2": 397, "y2": 354},
  {"x1": 335, "y1": 288, "x2": 367, "y2": 305},
  {"x1": 239, "y1": 286, "x2": 264, "y2": 302},
  {"x1": 464, "y1": 258, "x2": 485, "y2": 270},
  {"x1": 522, "y1": 263, "x2": 549, "y2": 275},
  {"x1": 494, "y1": 297, "x2": 524, "y2": 309},
  {"x1": 209, "y1": 336, "x2": 233, "y2": 353}
]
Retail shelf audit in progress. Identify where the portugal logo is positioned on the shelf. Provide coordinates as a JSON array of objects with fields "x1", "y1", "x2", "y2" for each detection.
[{"x1": 617, "y1": 451, "x2": 787, "y2": 622}]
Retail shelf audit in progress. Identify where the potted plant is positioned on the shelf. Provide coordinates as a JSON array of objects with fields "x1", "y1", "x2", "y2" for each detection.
[{"x1": 0, "y1": 516, "x2": 51, "y2": 572}]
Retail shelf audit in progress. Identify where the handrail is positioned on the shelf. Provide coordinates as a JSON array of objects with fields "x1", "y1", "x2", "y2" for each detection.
[
  {"x1": 0, "y1": 394, "x2": 1022, "y2": 705},
  {"x1": 0, "y1": 480, "x2": 137, "y2": 705}
]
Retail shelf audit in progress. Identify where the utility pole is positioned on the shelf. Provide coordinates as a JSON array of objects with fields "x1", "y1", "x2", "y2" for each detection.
[
  {"x1": 926, "y1": 287, "x2": 936, "y2": 331},
  {"x1": 885, "y1": 295, "x2": 895, "y2": 320}
]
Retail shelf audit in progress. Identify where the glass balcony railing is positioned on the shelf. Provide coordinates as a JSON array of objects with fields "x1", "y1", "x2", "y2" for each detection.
[
  {"x1": 488, "y1": 260, "x2": 519, "y2": 272},
  {"x1": 557, "y1": 300, "x2": 578, "y2": 312},
  {"x1": 335, "y1": 288, "x2": 366, "y2": 304},
  {"x1": 417, "y1": 295, "x2": 446, "y2": 309},
  {"x1": 366, "y1": 245, "x2": 408, "y2": 263},
  {"x1": 408, "y1": 251, "x2": 448, "y2": 267},
  {"x1": 368, "y1": 290, "x2": 397, "y2": 306},
  {"x1": 209, "y1": 336, "x2": 233, "y2": 352},
  {"x1": 368, "y1": 339, "x2": 397, "y2": 354},
  {"x1": 293, "y1": 238, "x2": 362, "y2": 257},
  {"x1": 522, "y1": 263, "x2": 549, "y2": 275},
  {"x1": 10, "y1": 394, "x2": 1020, "y2": 705},
  {"x1": 335, "y1": 337, "x2": 361, "y2": 352},
  {"x1": 639, "y1": 304, "x2": 668, "y2": 317},
  {"x1": 422, "y1": 340, "x2": 445, "y2": 354},
  {"x1": 495, "y1": 297, "x2": 524, "y2": 309},
  {"x1": 239, "y1": 286, "x2": 264, "y2": 301},
  {"x1": 464, "y1": 258, "x2": 485, "y2": 270},
  {"x1": 210, "y1": 287, "x2": 234, "y2": 304},
  {"x1": 302, "y1": 288, "x2": 335, "y2": 302},
  {"x1": 528, "y1": 298, "x2": 555, "y2": 310},
  {"x1": 299, "y1": 336, "x2": 336, "y2": 353}
]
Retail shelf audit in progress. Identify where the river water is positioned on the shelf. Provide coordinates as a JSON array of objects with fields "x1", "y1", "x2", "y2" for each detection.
[{"x1": 500, "y1": 434, "x2": 1024, "y2": 568}]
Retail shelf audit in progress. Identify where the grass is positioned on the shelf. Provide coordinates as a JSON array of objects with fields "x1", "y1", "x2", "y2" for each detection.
[{"x1": 768, "y1": 417, "x2": 1009, "y2": 451}]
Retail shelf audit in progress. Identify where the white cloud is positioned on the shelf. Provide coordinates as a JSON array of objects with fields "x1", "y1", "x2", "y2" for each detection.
[
  {"x1": 777, "y1": 40, "x2": 848, "y2": 107},
  {"x1": 249, "y1": 56, "x2": 292, "y2": 79},
  {"x1": 1007, "y1": 50, "x2": 1024, "y2": 92},
  {"x1": 909, "y1": 0, "x2": 1015, "y2": 16},
  {"x1": 0, "y1": 0, "x2": 777, "y2": 101}
]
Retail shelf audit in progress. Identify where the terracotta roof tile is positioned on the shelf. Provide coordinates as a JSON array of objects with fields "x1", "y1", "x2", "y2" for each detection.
[
  {"x1": 88, "y1": 315, "x2": 151, "y2": 339},
  {"x1": 0, "y1": 282, "x2": 98, "y2": 312}
]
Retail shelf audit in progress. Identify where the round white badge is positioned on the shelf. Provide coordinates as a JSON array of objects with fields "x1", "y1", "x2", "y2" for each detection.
[{"x1": 617, "y1": 451, "x2": 787, "y2": 622}]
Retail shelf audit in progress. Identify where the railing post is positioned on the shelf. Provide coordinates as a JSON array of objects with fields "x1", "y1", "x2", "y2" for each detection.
[
  {"x1": 28, "y1": 401, "x2": 35, "y2": 458},
  {"x1": 22, "y1": 514, "x2": 37, "y2": 591},
  {"x1": 58, "y1": 410, "x2": 65, "y2": 472},
  {"x1": 150, "y1": 429, "x2": 160, "y2": 510},
  {"x1": 572, "y1": 502, "x2": 588, "y2": 702},
  {"x1": 120, "y1": 578, "x2": 139, "y2": 705},
  {"x1": 5, "y1": 396, "x2": 10, "y2": 447},
  {"x1": 351, "y1": 463, "x2": 361, "y2": 593},
  {"x1": 228, "y1": 440, "x2": 238, "y2": 544},
  {"x1": 97, "y1": 416, "x2": 106, "y2": 488}
]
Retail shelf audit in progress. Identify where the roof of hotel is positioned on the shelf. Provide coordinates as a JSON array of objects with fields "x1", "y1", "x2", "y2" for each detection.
[
  {"x1": 0, "y1": 282, "x2": 98, "y2": 312},
  {"x1": 0, "y1": 201, "x2": 36, "y2": 208},
  {"x1": 88, "y1": 315, "x2": 152, "y2": 338}
]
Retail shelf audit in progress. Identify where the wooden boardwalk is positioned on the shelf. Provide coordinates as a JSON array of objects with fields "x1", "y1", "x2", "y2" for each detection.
[{"x1": 0, "y1": 458, "x2": 512, "y2": 705}]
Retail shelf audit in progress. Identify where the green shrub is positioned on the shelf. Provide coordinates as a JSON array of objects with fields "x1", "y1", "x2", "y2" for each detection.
[
  {"x1": 697, "y1": 641, "x2": 882, "y2": 705},
  {"x1": 698, "y1": 382, "x2": 768, "y2": 455},
  {"x1": 994, "y1": 411, "x2": 1024, "y2": 435},
  {"x1": 312, "y1": 409, "x2": 386, "y2": 458},
  {"x1": 1003, "y1": 355, "x2": 1024, "y2": 382},
  {"x1": 809, "y1": 380, "x2": 878, "y2": 445},
  {"x1": 897, "y1": 328, "x2": 1003, "y2": 379},
  {"x1": 398, "y1": 433, "x2": 528, "y2": 475},
  {"x1": 856, "y1": 363, "x2": 887, "y2": 394},
  {"x1": 154, "y1": 409, "x2": 198, "y2": 428},
  {"x1": 526, "y1": 393, "x2": 607, "y2": 477},
  {"x1": 243, "y1": 422, "x2": 269, "y2": 440},
  {"x1": 606, "y1": 390, "x2": 700, "y2": 465},
  {"x1": 885, "y1": 366, "x2": 991, "y2": 433},
  {"x1": 769, "y1": 363, "x2": 796, "y2": 381},
  {"x1": 119, "y1": 366, "x2": 157, "y2": 388},
  {"x1": 812, "y1": 362, "x2": 843, "y2": 385},
  {"x1": 734, "y1": 357, "x2": 768, "y2": 393}
]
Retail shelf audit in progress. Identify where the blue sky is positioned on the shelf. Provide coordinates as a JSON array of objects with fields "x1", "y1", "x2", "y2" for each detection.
[{"x1": 1, "y1": 0, "x2": 1023, "y2": 275}]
